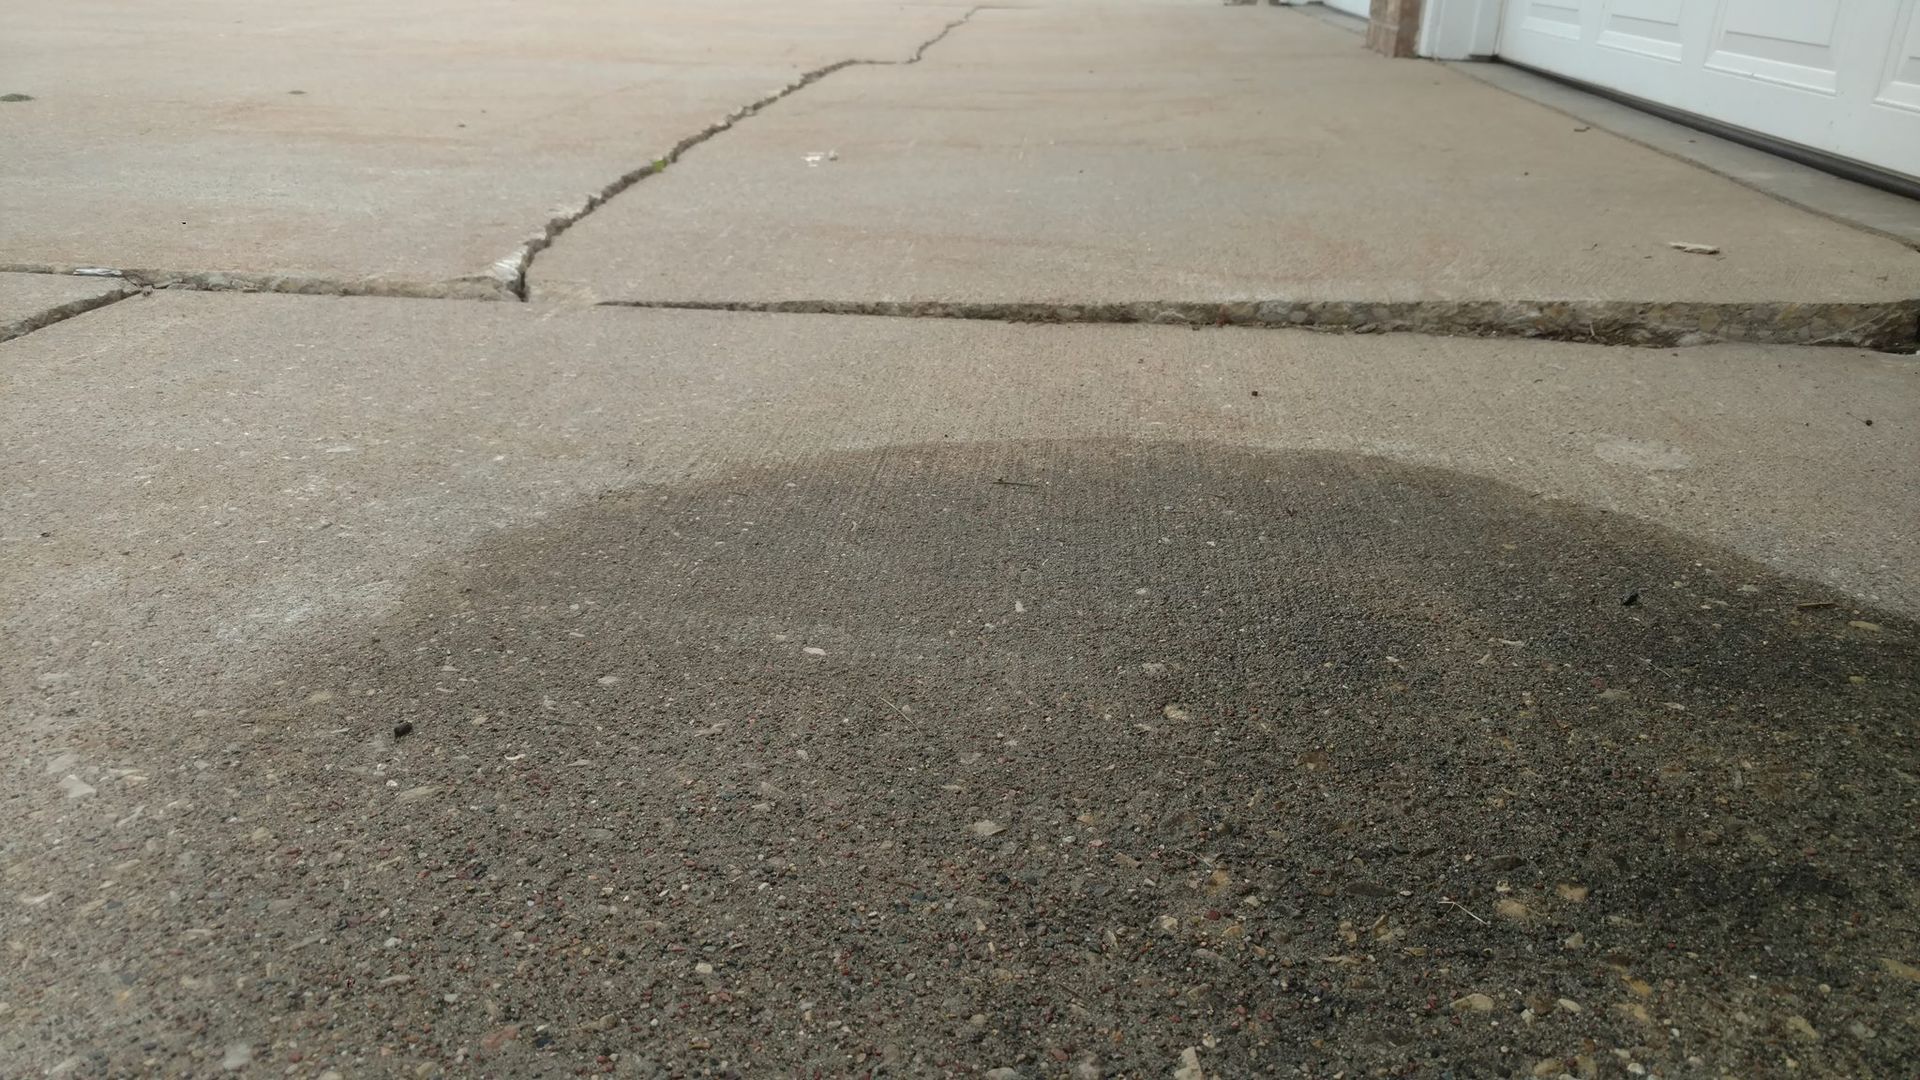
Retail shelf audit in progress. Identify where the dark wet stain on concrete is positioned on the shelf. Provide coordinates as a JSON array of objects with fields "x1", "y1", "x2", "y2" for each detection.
[{"x1": 23, "y1": 442, "x2": 1920, "y2": 1076}]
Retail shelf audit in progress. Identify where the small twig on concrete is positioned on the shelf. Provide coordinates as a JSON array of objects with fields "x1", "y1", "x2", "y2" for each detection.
[
  {"x1": 992, "y1": 478, "x2": 1041, "y2": 488},
  {"x1": 1439, "y1": 896, "x2": 1487, "y2": 924}
]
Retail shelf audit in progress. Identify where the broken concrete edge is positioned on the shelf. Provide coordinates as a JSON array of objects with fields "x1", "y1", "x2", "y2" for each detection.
[
  {"x1": 0, "y1": 282, "x2": 136, "y2": 344},
  {"x1": 598, "y1": 297, "x2": 1920, "y2": 351},
  {"x1": 0, "y1": 263, "x2": 512, "y2": 302},
  {"x1": 493, "y1": 7, "x2": 982, "y2": 300}
]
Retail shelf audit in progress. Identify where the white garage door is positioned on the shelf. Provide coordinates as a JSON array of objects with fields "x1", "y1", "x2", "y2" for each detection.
[
  {"x1": 1499, "y1": 1, "x2": 1920, "y2": 180},
  {"x1": 1324, "y1": 0, "x2": 1372, "y2": 18}
]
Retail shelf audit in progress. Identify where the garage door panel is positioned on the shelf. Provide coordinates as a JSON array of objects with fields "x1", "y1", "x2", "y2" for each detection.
[
  {"x1": 1876, "y1": 0, "x2": 1920, "y2": 112},
  {"x1": 1598, "y1": 0, "x2": 1687, "y2": 62},
  {"x1": 1516, "y1": 0, "x2": 1587, "y2": 39},
  {"x1": 1705, "y1": 0, "x2": 1843, "y2": 93},
  {"x1": 1500, "y1": 0, "x2": 1920, "y2": 179}
]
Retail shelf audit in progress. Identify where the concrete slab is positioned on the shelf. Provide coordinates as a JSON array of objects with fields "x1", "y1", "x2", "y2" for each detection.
[
  {"x1": 0, "y1": 0, "x2": 972, "y2": 294},
  {"x1": 0, "y1": 272, "x2": 128, "y2": 342},
  {"x1": 2, "y1": 295, "x2": 1916, "y2": 1075},
  {"x1": 532, "y1": 5, "x2": 1920, "y2": 345}
]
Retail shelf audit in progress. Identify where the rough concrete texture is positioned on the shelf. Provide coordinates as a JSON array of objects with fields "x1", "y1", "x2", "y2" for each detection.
[
  {"x1": 0, "y1": 0, "x2": 973, "y2": 293},
  {"x1": 0, "y1": 272, "x2": 129, "y2": 342},
  {"x1": 531, "y1": 5, "x2": 1920, "y2": 345},
  {"x1": 2, "y1": 296, "x2": 1917, "y2": 1076}
]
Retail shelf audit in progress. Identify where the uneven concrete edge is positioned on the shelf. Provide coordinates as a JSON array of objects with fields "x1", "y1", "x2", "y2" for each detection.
[
  {"x1": 499, "y1": 8, "x2": 982, "y2": 301},
  {"x1": 0, "y1": 264, "x2": 511, "y2": 302},
  {"x1": 599, "y1": 297, "x2": 1920, "y2": 351},
  {"x1": 0, "y1": 283, "x2": 137, "y2": 344}
]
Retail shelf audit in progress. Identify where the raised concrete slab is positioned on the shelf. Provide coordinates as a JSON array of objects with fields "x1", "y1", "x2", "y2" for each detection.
[
  {"x1": 2, "y1": 295, "x2": 1916, "y2": 1076},
  {"x1": 0, "y1": 272, "x2": 128, "y2": 342},
  {"x1": 0, "y1": 0, "x2": 972, "y2": 295},
  {"x1": 532, "y1": 5, "x2": 1920, "y2": 346}
]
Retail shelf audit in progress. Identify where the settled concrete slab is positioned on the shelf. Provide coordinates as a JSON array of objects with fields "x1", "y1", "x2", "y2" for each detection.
[
  {"x1": 0, "y1": 0, "x2": 971, "y2": 293},
  {"x1": 2, "y1": 295, "x2": 1916, "y2": 1076},
  {"x1": 0, "y1": 271, "x2": 128, "y2": 342},
  {"x1": 1451, "y1": 61, "x2": 1920, "y2": 251},
  {"x1": 2, "y1": 294, "x2": 1913, "y2": 679},
  {"x1": 533, "y1": 5, "x2": 1920, "y2": 345}
]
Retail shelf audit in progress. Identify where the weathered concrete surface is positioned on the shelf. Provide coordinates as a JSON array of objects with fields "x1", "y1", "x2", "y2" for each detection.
[
  {"x1": 0, "y1": 0, "x2": 972, "y2": 292},
  {"x1": 2, "y1": 296, "x2": 1917, "y2": 1076},
  {"x1": 0, "y1": 272, "x2": 128, "y2": 342},
  {"x1": 533, "y1": 5, "x2": 1920, "y2": 339}
]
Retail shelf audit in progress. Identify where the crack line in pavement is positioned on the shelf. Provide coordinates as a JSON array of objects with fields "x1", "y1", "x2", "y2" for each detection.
[
  {"x1": 0, "y1": 282, "x2": 139, "y2": 345},
  {"x1": 494, "y1": 7, "x2": 982, "y2": 301},
  {"x1": 599, "y1": 296, "x2": 1920, "y2": 351},
  {"x1": 0, "y1": 9, "x2": 982, "y2": 307}
]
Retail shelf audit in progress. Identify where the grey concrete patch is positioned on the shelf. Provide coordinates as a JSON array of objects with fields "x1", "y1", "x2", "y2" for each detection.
[
  {"x1": 5, "y1": 433, "x2": 1917, "y2": 1075},
  {"x1": 0, "y1": 271, "x2": 130, "y2": 342},
  {"x1": 532, "y1": 4, "x2": 1920, "y2": 347},
  {"x1": 0, "y1": 0, "x2": 974, "y2": 288},
  {"x1": 1451, "y1": 61, "x2": 1920, "y2": 251}
]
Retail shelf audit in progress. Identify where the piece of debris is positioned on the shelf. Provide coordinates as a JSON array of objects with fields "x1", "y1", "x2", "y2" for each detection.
[
  {"x1": 802, "y1": 150, "x2": 838, "y2": 166},
  {"x1": 1667, "y1": 241, "x2": 1720, "y2": 255},
  {"x1": 1451, "y1": 993, "x2": 1495, "y2": 1013},
  {"x1": 1795, "y1": 601, "x2": 1837, "y2": 610},
  {"x1": 393, "y1": 721, "x2": 414, "y2": 738},
  {"x1": 970, "y1": 820, "x2": 1007, "y2": 838},
  {"x1": 1621, "y1": 591, "x2": 1640, "y2": 607},
  {"x1": 1173, "y1": 1047, "x2": 1205, "y2": 1080}
]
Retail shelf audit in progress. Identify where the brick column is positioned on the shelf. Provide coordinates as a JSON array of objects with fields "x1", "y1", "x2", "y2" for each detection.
[{"x1": 1366, "y1": 0, "x2": 1422, "y2": 57}]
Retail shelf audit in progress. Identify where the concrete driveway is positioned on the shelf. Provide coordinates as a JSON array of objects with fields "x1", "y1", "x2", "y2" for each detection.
[{"x1": 2, "y1": 2, "x2": 1917, "y2": 1077}]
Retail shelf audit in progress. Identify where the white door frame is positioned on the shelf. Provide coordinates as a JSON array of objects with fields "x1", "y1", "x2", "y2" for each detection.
[{"x1": 1418, "y1": 0, "x2": 1504, "y2": 59}]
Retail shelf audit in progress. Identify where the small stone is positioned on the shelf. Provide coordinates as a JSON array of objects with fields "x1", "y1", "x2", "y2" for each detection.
[
  {"x1": 1784, "y1": 1014, "x2": 1819, "y2": 1041},
  {"x1": 1532, "y1": 1060, "x2": 1563, "y2": 1078},
  {"x1": 984, "y1": 1069, "x2": 1021, "y2": 1080},
  {"x1": 1451, "y1": 993, "x2": 1495, "y2": 1013},
  {"x1": 396, "y1": 785, "x2": 440, "y2": 802},
  {"x1": 1848, "y1": 1021, "x2": 1876, "y2": 1040},
  {"x1": 1881, "y1": 957, "x2": 1920, "y2": 982},
  {"x1": 1162, "y1": 704, "x2": 1192, "y2": 722},
  {"x1": 1071, "y1": 1062, "x2": 1102, "y2": 1080},
  {"x1": 1556, "y1": 883, "x2": 1590, "y2": 903},
  {"x1": 1173, "y1": 1047, "x2": 1205, "y2": 1080},
  {"x1": 1557, "y1": 998, "x2": 1583, "y2": 1013},
  {"x1": 969, "y1": 820, "x2": 1007, "y2": 838},
  {"x1": 58, "y1": 775, "x2": 96, "y2": 799},
  {"x1": 220, "y1": 1042, "x2": 253, "y2": 1070},
  {"x1": 1613, "y1": 1002, "x2": 1652, "y2": 1024},
  {"x1": 1848, "y1": 621, "x2": 1882, "y2": 632},
  {"x1": 803, "y1": 647, "x2": 827, "y2": 657},
  {"x1": 694, "y1": 962, "x2": 714, "y2": 975},
  {"x1": 393, "y1": 721, "x2": 414, "y2": 738},
  {"x1": 1486, "y1": 854, "x2": 1523, "y2": 872},
  {"x1": 1495, "y1": 898, "x2": 1530, "y2": 921}
]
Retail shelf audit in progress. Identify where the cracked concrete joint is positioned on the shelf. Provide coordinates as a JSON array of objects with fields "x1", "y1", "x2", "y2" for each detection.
[
  {"x1": 0, "y1": 282, "x2": 137, "y2": 344},
  {"x1": 601, "y1": 297, "x2": 1920, "y2": 351}
]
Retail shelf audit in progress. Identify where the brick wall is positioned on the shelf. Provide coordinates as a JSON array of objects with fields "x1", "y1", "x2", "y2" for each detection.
[{"x1": 1366, "y1": 0, "x2": 1422, "y2": 57}]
